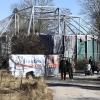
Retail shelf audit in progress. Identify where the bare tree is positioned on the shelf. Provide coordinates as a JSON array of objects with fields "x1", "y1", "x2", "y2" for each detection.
[{"x1": 79, "y1": 0, "x2": 100, "y2": 31}]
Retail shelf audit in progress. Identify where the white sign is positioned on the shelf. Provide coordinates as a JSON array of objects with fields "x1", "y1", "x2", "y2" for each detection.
[
  {"x1": 9, "y1": 55, "x2": 45, "y2": 77},
  {"x1": 46, "y1": 55, "x2": 59, "y2": 76}
]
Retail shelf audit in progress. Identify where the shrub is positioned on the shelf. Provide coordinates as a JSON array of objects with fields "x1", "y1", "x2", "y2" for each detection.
[{"x1": 75, "y1": 59, "x2": 88, "y2": 70}]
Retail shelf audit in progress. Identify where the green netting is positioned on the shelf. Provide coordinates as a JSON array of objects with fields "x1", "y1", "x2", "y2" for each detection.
[
  {"x1": 87, "y1": 40, "x2": 93, "y2": 59},
  {"x1": 77, "y1": 39, "x2": 85, "y2": 59}
]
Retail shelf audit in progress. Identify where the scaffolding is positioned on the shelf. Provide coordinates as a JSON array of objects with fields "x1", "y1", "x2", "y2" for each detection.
[{"x1": 0, "y1": 6, "x2": 100, "y2": 59}]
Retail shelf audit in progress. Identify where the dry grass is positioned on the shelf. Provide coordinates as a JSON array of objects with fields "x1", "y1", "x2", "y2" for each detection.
[{"x1": 0, "y1": 70, "x2": 53, "y2": 100}]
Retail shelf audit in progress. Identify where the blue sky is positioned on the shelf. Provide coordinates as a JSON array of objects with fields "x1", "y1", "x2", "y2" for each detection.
[
  {"x1": 54, "y1": 0, "x2": 80, "y2": 16},
  {"x1": 0, "y1": 0, "x2": 81, "y2": 20}
]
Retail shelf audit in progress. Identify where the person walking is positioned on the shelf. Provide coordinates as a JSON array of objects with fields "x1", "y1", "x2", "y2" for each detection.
[
  {"x1": 91, "y1": 59, "x2": 96, "y2": 75},
  {"x1": 68, "y1": 59, "x2": 73, "y2": 79},
  {"x1": 84, "y1": 63, "x2": 92, "y2": 76},
  {"x1": 88, "y1": 56, "x2": 96, "y2": 75},
  {"x1": 89, "y1": 56, "x2": 92, "y2": 65},
  {"x1": 59, "y1": 58, "x2": 68, "y2": 80},
  {"x1": 71, "y1": 60, "x2": 76, "y2": 73}
]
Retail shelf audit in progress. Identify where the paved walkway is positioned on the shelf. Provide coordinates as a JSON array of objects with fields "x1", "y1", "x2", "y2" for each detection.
[
  {"x1": 49, "y1": 86, "x2": 100, "y2": 100},
  {"x1": 46, "y1": 73, "x2": 100, "y2": 100}
]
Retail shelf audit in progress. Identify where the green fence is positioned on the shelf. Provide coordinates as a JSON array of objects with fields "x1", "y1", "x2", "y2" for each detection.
[{"x1": 77, "y1": 37, "x2": 100, "y2": 61}]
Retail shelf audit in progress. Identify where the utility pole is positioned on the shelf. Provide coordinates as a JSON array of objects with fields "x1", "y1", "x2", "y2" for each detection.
[
  {"x1": 92, "y1": 35, "x2": 94, "y2": 59},
  {"x1": 62, "y1": 35, "x2": 65, "y2": 57},
  {"x1": 85, "y1": 35, "x2": 87, "y2": 59},
  {"x1": 75, "y1": 35, "x2": 77, "y2": 60},
  {"x1": 62, "y1": 17, "x2": 66, "y2": 58},
  {"x1": 13, "y1": 8, "x2": 19, "y2": 35}
]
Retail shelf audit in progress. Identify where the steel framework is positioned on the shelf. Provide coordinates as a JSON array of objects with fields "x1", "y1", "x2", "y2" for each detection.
[{"x1": 0, "y1": 6, "x2": 99, "y2": 57}]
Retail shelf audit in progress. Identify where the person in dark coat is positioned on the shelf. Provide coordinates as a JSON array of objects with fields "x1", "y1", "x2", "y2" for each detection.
[
  {"x1": 59, "y1": 58, "x2": 68, "y2": 80},
  {"x1": 89, "y1": 56, "x2": 92, "y2": 65},
  {"x1": 91, "y1": 59, "x2": 99, "y2": 74},
  {"x1": 68, "y1": 59, "x2": 73, "y2": 79},
  {"x1": 91, "y1": 60, "x2": 95, "y2": 74},
  {"x1": 88, "y1": 56, "x2": 95, "y2": 75}
]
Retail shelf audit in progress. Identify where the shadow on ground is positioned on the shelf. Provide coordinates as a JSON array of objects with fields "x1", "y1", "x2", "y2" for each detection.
[
  {"x1": 47, "y1": 82, "x2": 100, "y2": 91},
  {"x1": 73, "y1": 97, "x2": 100, "y2": 100},
  {"x1": 74, "y1": 77, "x2": 100, "y2": 81}
]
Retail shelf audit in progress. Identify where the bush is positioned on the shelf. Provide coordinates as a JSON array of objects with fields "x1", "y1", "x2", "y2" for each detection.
[
  {"x1": 0, "y1": 70, "x2": 53, "y2": 100},
  {"x1": 75, "y1": 59, "x2": 88, "y2": 70}
]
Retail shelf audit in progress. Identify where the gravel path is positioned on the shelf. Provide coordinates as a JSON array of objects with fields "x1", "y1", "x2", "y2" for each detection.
[
  {"x1": 47, "y1": 74, "x2": 100, "y2": 100},
  {"x1": 49, "y1": 86, "x2": 100, "y2": 100}
]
